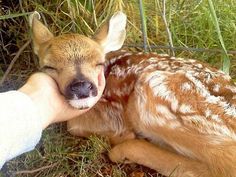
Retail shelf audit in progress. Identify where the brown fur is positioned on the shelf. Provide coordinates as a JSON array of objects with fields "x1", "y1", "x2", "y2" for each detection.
[
  {"x1": 29, "y1": 12, "x2": 126, "y2": 106},
  {"x1": 68, "y1": 51, "x2": 236, "y2": 177},
  {"x1": 35, "y1": 33, "x2": 105, "y2": 95},
  {"x1": 30, "y1": 12, "x2": 236, "y2": 177}
]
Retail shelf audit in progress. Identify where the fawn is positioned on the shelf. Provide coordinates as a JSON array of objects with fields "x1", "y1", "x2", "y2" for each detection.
[{"x1": 30, "y1": 11, "x2": 236, "y2": 177}]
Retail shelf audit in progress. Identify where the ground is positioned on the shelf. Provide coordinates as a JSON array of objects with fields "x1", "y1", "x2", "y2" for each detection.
[{"x1": 1, "y1": 0, "x2": 236, "y2": 176}]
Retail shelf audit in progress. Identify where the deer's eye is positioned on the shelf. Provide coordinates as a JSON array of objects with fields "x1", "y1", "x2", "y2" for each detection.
[
  {"x1": 96, "y1": 62, "x2": 105, "y2": 67},
  {"x1": 41, "y1": 65, "x2": 57, "y2": 72}
]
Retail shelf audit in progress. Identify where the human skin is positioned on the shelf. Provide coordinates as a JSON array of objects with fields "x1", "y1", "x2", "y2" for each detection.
[{"x1": 18, "y1": 70, "x2": 105, "y2": 129}]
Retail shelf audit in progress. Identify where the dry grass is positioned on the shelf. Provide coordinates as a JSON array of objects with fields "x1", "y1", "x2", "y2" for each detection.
[{"x1": 1, "y1": 0, "x2": 236, "y2": 176}]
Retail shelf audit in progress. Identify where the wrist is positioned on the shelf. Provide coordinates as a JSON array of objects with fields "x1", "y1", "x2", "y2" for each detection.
[{"x1": 18, "y1": 84, "x2": 54, "y2": 129}]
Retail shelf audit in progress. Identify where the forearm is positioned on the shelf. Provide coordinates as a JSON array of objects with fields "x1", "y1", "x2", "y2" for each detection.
[
  {"x1": 0, "y1": 91, "x2": 43, "y2": 169},
  {"x1": 0, "y1": 72, "x2": 104, "y2": 169}
]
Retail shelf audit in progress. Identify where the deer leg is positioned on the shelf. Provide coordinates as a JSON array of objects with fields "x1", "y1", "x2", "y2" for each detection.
[
  {"x1": 67, "y1": 107, "x2": 112, "y2": 137},
  {"x1": 67, "y1": 102, "x2": 135, "y2": 144},
  {"x1": 148, "y1": 128, "x2": 236, "y2": 177},
  {"x1": 109, "y1": 139, "x2": 211, "y2": 177}
]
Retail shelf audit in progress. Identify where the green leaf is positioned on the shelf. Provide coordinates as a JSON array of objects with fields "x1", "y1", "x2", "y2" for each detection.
[{"x1": 207, "y1": 0, "x2": 230, "y2": 74}]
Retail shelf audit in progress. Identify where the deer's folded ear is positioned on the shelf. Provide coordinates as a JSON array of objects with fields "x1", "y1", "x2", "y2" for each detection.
[
  {"x1": 29, "y1": 11, "x2": 54, "y2": 55},
  {"x1": 93, "y1": 11, "x2": 127, "y2": 54}
]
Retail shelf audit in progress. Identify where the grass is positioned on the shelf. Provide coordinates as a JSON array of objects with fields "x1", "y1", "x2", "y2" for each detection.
[
  {"x1": 1, "y1": 0, "x2": 236, "y2": 176},
  {"x1": 207, "y1": 0, "x2": 230, "y2": 74},
  {"x1": 1, "y1": 124, "x2": 159, "y2": 177}
]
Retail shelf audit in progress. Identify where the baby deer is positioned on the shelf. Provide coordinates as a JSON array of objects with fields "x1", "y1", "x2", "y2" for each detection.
[
  {"x1": 29, "y1": 11, "x2": 236, "y2": 177},
  {"x1": 68, "y1": 50, "x2": 236, "y2": 177}
]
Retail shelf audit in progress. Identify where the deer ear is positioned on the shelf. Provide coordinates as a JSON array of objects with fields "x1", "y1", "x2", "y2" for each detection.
[
  {"x1": 93, "y1": 11, "x2": 127, "y2": 54},
  {"x1": 29, "y1": 11, "x2": 54, "y2": 55}
]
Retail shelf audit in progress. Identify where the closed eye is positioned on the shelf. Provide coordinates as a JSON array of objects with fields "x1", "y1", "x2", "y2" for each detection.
[
  {"x1": 41, "y1": 65, "x2": 57, "y2": 72},
  {"x1": 96, "y1": 62, "x2": 105, "y2": 67}
]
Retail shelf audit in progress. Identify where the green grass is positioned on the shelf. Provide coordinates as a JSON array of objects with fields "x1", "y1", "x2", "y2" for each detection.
[
  {"x1": 1, "y1": 124, "x2": 156, "y2": 177},
  {"x1": 1, "y1": 0, "x2": 236, "y2": 176},
  {"x1": 2, "y1": 124, "x2": 124, "y2": 177},
  {"x1": 207, "y1": 0, "x2": 230, "y2": 74}
]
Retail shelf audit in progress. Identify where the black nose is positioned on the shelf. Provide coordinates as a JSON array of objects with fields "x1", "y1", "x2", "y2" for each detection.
[{"x1": 70, "y1": 80, "x2": 97, "y2": 99}]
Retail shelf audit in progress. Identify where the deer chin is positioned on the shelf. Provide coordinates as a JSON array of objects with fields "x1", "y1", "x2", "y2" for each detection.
[{"x1": 69, "y1": 95, "x2": 98, "y2": 109}]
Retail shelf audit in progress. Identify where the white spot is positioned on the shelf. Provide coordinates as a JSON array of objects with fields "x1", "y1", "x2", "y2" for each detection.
[
  {"x1": 188, "y1": 59, "x2": 196, "y2": 63},
  {"x1": 114, "y1": 82, "x2": 134, "y2": 97},
  {"x1": 213, "y1": 84, "x2": 220, "y2": 92},
  {"x1": 206, "y1": 95, "x2": 221, "y2": 104},
  {"x1": 223, "y1": 74, "x2": 231, "y2": 81},
  {"x1": 126, "y1": 59, "x2": 131, "y2": 65},
  {"x1": 185, "y1": 71, "x2": 236, "y2": 117},
  {"x1": 205, "y1": 108, "x2": 222, "y2": 123},
  {"x1": 226, "y1": 85, "x2": 236, "y2": 93},
  {"x1": 177, "y1": 57, "x2": 185, "y2": 61},
  {"x1": 171, "y1": 65, "x2": 180, "y2": 69},
  {"x1": 211, "y1": 114, "x2": 221, "y2": 122},
  {"x1": 209, "y1": 123, "x2": 236, "y2": 140},
  {"x1": 110, "y1": 66, "x2": 126, "y2": 77},
  {"x1": 105, "y1": 90, "x2": 111, "y2": 97},
  {"x1": 147, "y1": 114, "x2": 167, "y2": 126},
  {"x1": 146, "y1": 71, "x2": 179, "y2": 111},
  {"x1": 205, "y1": 73, "x2": 212, "y2": 83},
  {"x1": 182, "y1": 115, "x2": 204, "y2": 125},
  {"x1": 218, "y1": 70, "x2": 225, "y2": 74},
  {"x1": 137, "y1": 52, "x2": 143, "y2": 55},
  {"x1": 100, "y1": 98, "x2": 108, "y2": 102},
  {"x1": 151, "y1": 52, "x2": 157, "y2": 55},
  {"x1": 158, "y1": 60, "x2": 169, "y2": 66},
  {"x1": 156, "y1": 105, "x2": 176, "y2": 120},
  {"x1": 205, "y1": 109, "x2": 212, "y2": 118},
  {"x1": 110, "y1": 57, "x2": 118, "y2": 64},
  {"x1": 205, "y1": 68, "x2": 212, "y2": 73},
  {"x1": 109, "y1": 52, "x2": 133, "y2": 65},
  {"x1": 133, "y1": 66, "x2": 144, "y2": 74},
  {"x1": 114, "y1": 89, "x2": 123, "y2": 97},
  {"x1": 195, "y1": 63, "x2": 203, "y2": 68},
  {"x1": 147, "y1": 57, "x2": 159, "y2": 64},
  {"x1": 135, "y1": 83, "x2": 167, "y2": 127},
  {"x1": 221, "y1": 102, "x2": 236, "y2": 117},
  {"x1": 183, "y1": 114, "x2": 236, "y2": 139},
  {"x1": 122, "y1": 52, "x2": 133, "y2": 57},
  {"x1": 191, "y1": 115, "x2": 205, "y2": 122},
  {"x1": 142, "y1": 64, "x2": 156, "y2": 71},
  {"x1": 139, "y1": 59, "x2": 146, "y2": 64},
  {"x1": 168, "y1": 121, "x2": 181, "y2": 129},
  {"x1": 181, "y1": 82, "x2": 192, "y2": 91},
  {"x1": 179, "y1": 104, "x2": 193, "y2": 114},
  {"x1": 171, "y1": 57, "x2": 184, "y2": 61}
]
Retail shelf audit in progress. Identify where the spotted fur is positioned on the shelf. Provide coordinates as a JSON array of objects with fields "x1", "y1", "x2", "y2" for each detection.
[{"x1": 68, "y1": 51, "x2": 236, "y2": 177}]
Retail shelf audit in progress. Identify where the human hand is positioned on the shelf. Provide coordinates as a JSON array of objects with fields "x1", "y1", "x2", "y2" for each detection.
[{"x1": 18, "y1": 70, "x2": 105, "y2": 129}]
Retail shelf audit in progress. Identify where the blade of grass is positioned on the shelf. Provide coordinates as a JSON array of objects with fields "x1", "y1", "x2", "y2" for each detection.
[
  {"x1": 0, "y1": 12, "x2": 32, "y2": 20},
  {"x1": 157, "y1": 0, "x2": 175, "y2": 56},
  {"x1": 91, "y1": 0, "x2": 98, "y2": 27},
  {"x1": 207, "y1": 0, "x2": 230, "y2": 74},
  {"x1": 0, "y1": 67, "x2": 3, "y2": 79},
  {"x1": 138, "y1": 0, "x2": 148, "y2": 52}
]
